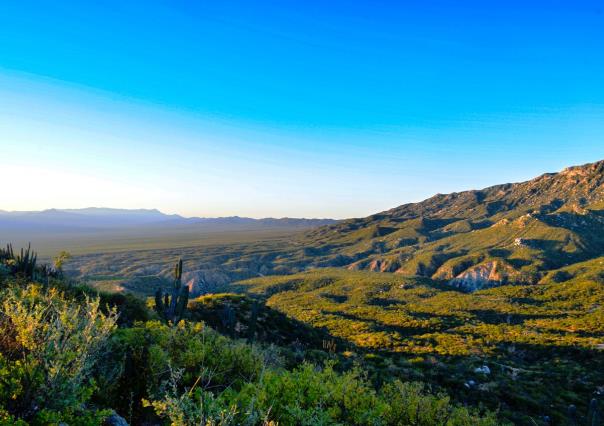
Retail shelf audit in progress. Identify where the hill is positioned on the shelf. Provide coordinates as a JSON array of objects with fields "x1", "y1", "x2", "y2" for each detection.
[
  {"x1": 295, "y1": 159, "x2": 604, "y2": 291},
  {"x1": 233, "y1": 267, "x2": 604, "y2": 424}
]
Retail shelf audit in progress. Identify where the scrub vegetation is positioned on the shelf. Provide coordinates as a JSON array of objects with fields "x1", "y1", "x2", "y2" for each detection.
[{"x1": 3, "y1": 160, "x2": 604, "y2": 425}]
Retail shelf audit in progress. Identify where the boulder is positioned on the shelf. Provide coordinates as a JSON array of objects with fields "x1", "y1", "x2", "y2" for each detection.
[
  {"x1": 514, "y1": 237, "x2": 527, "y2": 247},
  {"x1": 474, "y1": 365, "x2": 491, "y2": 375},
  {"x1": 104, "y1": 411, "x2": 129, "y2": 426}
]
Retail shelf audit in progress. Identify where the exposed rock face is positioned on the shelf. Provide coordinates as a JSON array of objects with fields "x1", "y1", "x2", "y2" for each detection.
[
  {"x1": 449, "y1": 261, "x2": 516, "y2": 292},
  {"x1": 350, "y1": 258, "x2": 401, "y2": 273},
  {"x1": 379, "y1": 259, "x2": 401, "y2": 273},
  {"x1": 183, "y1": 269, "x2": 232, "y2": 296},
  {"x1": 432, "y1": 257, "x2": 483, "y2": 281},
  {"x1": 368, "y1": 259, "x2": 382, "y2": 272}
]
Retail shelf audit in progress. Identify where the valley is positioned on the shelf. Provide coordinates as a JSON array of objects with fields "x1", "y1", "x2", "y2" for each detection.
[
  {"x1": 69, "y1": 160, "x2": 604, "y2": 296},
  {"x1": 3, "y1": 160, "x2": 603, "y2": 425},
  {"x1": 4, "y1": 2, "x2": 603, "y2": 424}
]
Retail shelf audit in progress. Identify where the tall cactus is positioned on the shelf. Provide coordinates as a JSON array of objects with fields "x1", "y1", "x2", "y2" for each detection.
[
  {"x1": 568, "y1": 398, "x2": 601, "y2": 426},
  {"x1": 0, "y1": 243, "x2": 45, "y2": 281},
  {"x1": 587, "y1": 398, "x2": 601, "y2": 426},
  {"x1": 568, "y1": 404, "x2": 578, "y2": 426},
  {"x1": 18, "y1": 244, "x2": 37, "y2": 279},
  {"x1": 3, "y1": 243, "x2": 38, "y2": 279},
  {"x1": 0, "y1": 243, "x2": 14, "y2": 262},
  {"x1": 154, "y1": 258, "x2": 189, "y2": 324}
]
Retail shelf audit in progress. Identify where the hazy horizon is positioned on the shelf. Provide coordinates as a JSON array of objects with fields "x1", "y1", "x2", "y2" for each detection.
[
  {"x1": 2, "y1": 154, "x2": 604, "y2": 221},
  {"x1": 2, "y1": 1, "x2": 604, "y2": 218},
  {"x1": 0, "y1": 205, "x2": 337, "y2": 220}
]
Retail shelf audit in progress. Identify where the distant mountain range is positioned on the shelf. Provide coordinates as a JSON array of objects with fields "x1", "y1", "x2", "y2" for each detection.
[{"x1": 0, "y1": 208, "x2": 336, "y2": 231}]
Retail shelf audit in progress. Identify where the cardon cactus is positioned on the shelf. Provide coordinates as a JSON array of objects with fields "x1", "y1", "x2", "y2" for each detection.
[
  {"x1": 2, "y1": 243, "x2": 38, "y2": 280},
  {"x1": 568, "y1": 397, "x2": 601, "y2": 426},
  {"x1": 587, "y1": 398, "x2": 601, "y2": 426},
  {"x1": 0, "y1": 243, "x2": 14, "y2": 262},
  {"x1": 154, "y1": 259, "x2": 189, "y2": 324}
]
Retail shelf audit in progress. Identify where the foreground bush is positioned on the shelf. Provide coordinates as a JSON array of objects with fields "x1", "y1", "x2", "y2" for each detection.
[
  {"x1": 0, "y1": 283, "x2": 117, "y2": 424},
  {"x1": 145, "y1": 362, "x2": 499, "y2": 425},
  {"x1": 138, "y1": 332, "x2": 497, "y2": 426}
]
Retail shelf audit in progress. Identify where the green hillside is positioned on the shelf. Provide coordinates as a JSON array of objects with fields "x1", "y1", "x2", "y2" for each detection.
[
  {"x1": 295, "y1": 160, "x2": 604, "y2": 290},
  {"x1": 235, "y1": 267, "x2": 604, "y2": 425}
]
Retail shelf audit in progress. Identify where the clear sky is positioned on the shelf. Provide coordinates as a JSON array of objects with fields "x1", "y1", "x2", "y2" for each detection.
[{"x1": 1, "y1": 1, "x2": 603, "y2": 218}]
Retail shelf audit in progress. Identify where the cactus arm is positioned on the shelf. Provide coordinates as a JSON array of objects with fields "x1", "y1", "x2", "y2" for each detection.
[{"x1": 154, "y1": 289, "x2": 165, "y2": 318}]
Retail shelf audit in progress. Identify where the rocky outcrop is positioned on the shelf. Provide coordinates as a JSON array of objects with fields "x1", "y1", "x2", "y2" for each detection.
[
  {"x1": 513, "y1": 238, "x2": 528, "y2": 247},
  {"x1": 449, "y1": 261, "x2": 518, "y2": 292},
  {"x1": 183, "y1": 269, "x2": 232, "y2": 296},
  {"x1": 370, "y1": 259, "x2": 399, "y2": 272},
  {"x1": 432, "y1": 256, "x2": 483, "y2": 281}
]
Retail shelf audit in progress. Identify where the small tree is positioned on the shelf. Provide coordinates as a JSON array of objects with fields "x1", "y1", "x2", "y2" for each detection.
[{"x1": 53, "y1": 251, "x2": 71, "y2": 276}]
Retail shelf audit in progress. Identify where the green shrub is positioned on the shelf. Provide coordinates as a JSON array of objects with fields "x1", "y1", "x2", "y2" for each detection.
[
  {"x1": 381, "y1": 381, "x2": 499, "y2": 425},
  {"x1": 98, "y1": 320, "x2": 267, "y2": 421},
  {"x1": 0, "y1": 283, "x2": 117, "y2": 423},
  {"x1": 146, "y1": 362, "x2": 500, "y2": 425},
  {"x1": 143, "y1": 370, "x2": 239, "y2": 426},
  {"x1": 231, "y1": 363, "x2": 385, "y2": 425}
]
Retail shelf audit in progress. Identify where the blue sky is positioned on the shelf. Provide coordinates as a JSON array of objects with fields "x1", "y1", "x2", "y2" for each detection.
[{"x1": 1, "y1": 1, "x2": 603, "y2": 218}]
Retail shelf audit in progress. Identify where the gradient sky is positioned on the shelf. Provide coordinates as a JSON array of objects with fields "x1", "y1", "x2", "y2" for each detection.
[{"x1": 1, "y1": 1, "x2": 604, "y2": 218}]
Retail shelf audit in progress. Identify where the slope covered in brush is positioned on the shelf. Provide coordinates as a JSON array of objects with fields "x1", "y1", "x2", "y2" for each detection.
[
  {"x1": 0, "y1": 245, "x2": 500, "y2": 425},
  {"x1": 298, "y1": 160, "x2": 604, "y2": 290},
  {"x1": 235, "y1": 267, "x2": 604, "y2": 425}
]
